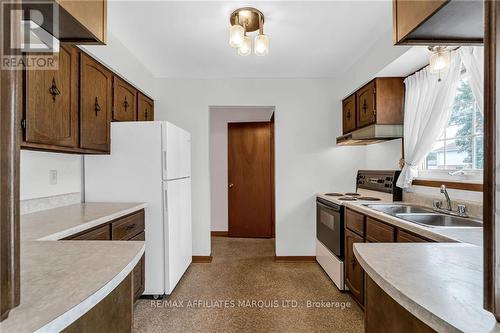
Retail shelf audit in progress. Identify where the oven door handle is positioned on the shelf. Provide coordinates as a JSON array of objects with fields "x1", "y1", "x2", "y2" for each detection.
[{"x1": 317, "y1": 201, "x2": 341, "y2": 212}]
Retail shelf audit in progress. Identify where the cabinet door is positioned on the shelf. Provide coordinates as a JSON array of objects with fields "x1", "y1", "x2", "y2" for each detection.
[
  {"x1": 80, "y1": 54, "x2": 112, "y2": 152},
  {"x1": 393, "y1": 0, "x2": 448, "y2": 44},
  {"x1": 345, "y1": 228, "x2": 364, "y2": 306},
  {"x1": 131, "y1": 232, "x2": 145, "y2": 302},
  {"x1": 342, "y1": 94, "x2": 356, "y2": 134},
  {"x1": 137, "y1": 93, "x2": 154, "y2": 121},
  {"x1": 356, "y1": 81, "x2": 376, "y2": 128},
  {"x1": 25, "y1": 44, "x2": 79, "y2": 148},
  {"x1": 113, "y1": 77, "x2": 137, "y2": 121}
]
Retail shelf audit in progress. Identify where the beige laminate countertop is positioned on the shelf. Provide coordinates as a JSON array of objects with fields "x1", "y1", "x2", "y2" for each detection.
[
  {"x1": 354, "y1": 243, "x2": 499, "y2": 333},
  {"x1": 0, "y1": 203, "x2": 147, "y2": 333},
  {"x1": 315, "y1": 195, "x2": 496, "y2": 332},
  {"x1": 317, "y1": 193, "x2": 483, "y2": 246}
]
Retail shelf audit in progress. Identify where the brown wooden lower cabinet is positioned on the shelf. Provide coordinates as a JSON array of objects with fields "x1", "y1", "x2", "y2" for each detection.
[
  {"x1": 63, "y1": 274, "x2": 133, "y2": 333},
  {"x1": 345, "y1": 208, "x2": 433, "y2": 309},
  {"x1": 131, "y1": 232, "x2": 146, "y2": 301},
  {"x1": 344, "y1": 228, "x2": 365, "y2": 307},
  {"x1": 62, "y1": 210, "x2": 145, "y2": 302},
  {"x1": 365, "y1": 275, "x2": 435, "y2": 332},
  {"x1": 397, "y1": 229, "x2": 430, "y2": 243}
]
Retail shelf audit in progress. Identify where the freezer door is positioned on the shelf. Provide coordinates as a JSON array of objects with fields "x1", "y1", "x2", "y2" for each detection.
[
  {"x1": 163, "y1": 177, "x2": 192, "y2": 294},
  {"x1": 162, "y1": 122, "x2": 191, "y2": 180}
]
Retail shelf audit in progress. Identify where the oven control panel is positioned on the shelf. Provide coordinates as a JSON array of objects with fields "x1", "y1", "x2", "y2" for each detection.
[{"x1": 356, "y1": 170, "x2": 402, "y2": 200}]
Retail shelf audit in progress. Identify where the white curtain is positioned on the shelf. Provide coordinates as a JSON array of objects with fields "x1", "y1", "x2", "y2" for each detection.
[
  {"x1": 459, "y1": 46, "x2": 484, "y2": 112},
  {"x1": 396, "y1": 51, "x2": 462, "y2": 189}
]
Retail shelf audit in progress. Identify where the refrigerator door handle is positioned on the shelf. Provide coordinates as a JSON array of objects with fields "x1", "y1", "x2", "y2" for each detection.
[
  {"x1": 164, "y1": 188, "x2": 168, "y2": 209},
  {"x1": 163, "y1": 151, "x2": 167, "y2": 174}
]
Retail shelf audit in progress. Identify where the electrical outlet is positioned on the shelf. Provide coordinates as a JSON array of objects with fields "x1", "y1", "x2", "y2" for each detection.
[{"x1": 49, "y1": 170, "x2": 57, "y2": 185}]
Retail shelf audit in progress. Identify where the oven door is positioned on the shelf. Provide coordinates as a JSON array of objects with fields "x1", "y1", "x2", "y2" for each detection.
[{"x1": 316, "y1": 199, "x2": 344, "y2": 259}]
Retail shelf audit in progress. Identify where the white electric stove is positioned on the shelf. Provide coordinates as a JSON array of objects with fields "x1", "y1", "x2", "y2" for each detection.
[{"x1": 316, "y1": 170, "x2": 402, "y2": 290}]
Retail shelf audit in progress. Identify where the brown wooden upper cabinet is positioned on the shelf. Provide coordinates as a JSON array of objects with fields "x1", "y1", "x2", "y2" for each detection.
[
  {"x1": 80, "y1": 53, "x2": 113, "y2": 152},
  {"x1": 342, "y1": 94, "x2": 356, "y2": 134},
  {"x1": 137, "y1": 93, "x2": 155, "y2": 121},
  {"x1": 342, "y1": 77, "x2": 404, "y2": 134},
  {"x1": 21, "y1": 0, "x2": 107, "y2": 44},
  {"x1": 393, "y1": 0, "x2": 483, "y2": 45},
  {"x1": 24, "y1": 44, "x2": 79, "y2": 148},
  {"x1": 113, "y1": 77, "x2": 137, "y2": 121}
]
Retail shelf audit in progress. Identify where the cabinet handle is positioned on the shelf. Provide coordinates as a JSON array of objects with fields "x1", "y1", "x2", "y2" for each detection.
[
  {"x1": 362, "y1": 100, "x2": 367, "y2": 114},
  {"x1": 125, "y1": 224, "x2": 136, "y2": 231},
  {"x1": 94, "y1": 97, "x2": 101, "y2": 116},
  {"x1": 49, "y1": 77, "x2": 61, "y2": 102},
  {"x1": 123, "y1": 96, "x2": 129, "y2": 111},
  {"x1": 346, "y1": 110, "x2": 351, "y2": 120},
  {"x1": 351, "y1": 257, "x2": 356, "y2": 270}
]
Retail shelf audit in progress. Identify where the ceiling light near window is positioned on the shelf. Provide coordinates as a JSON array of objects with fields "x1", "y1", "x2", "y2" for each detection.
[
  {"x1": 429, "y1": 46, "x2": 451, "y2": 75},
  {"x1": 229, "y1": 7, "x2": 269, "y2": 57}
]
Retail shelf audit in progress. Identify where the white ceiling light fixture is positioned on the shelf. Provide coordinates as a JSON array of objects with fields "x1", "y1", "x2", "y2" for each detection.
[
  {"x1": 229, "y1": 7, "x2": 269, "y2": 57},
  {"x1": 428, "y1": 46, "x2": 451, "y2": 81}
]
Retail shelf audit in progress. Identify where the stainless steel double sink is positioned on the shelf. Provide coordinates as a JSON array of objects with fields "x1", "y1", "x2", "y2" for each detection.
[{"x1": 364, "y1": 204, "x2": 483, "y2": 228}]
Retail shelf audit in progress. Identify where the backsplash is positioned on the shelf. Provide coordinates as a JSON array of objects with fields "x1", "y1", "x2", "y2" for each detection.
[
  {"x1": 403, "y1": 191, "x2": 483, "y2": 219},
  {"x1": 21, "y1": 192, "x2": 82, "y2": 215}
]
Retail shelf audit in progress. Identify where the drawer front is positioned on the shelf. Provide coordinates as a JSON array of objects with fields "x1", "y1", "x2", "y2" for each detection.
[
  {"x1": 131, "y1": 232, "x2": 145, "y2": 301},
  {"x1": 345, "y1": 209, "x2": 365, "y2": 236},
  {"x1": 397, "y1": 229, "x2": 429, "y2": 243},
  {"x1": 111, "y1": 210, "x2": 145, "y2": 240},
  {"x1": 68, "y1": 224, "x2": 110, "y2": 240},
  {"x1": 366, "y1": 217, "x2": 395, "y2": 243}
]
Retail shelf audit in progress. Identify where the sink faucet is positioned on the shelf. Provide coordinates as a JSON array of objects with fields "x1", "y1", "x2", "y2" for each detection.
[
  {"x1": 440, "y1": 185, "x2": 452, "y2": 211},
  {"x1": 432, "y1": 185, "x2": 469, "y2": 217}
]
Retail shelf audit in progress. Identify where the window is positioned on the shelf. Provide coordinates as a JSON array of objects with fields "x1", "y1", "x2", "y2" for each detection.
[{"x1": 422, "y1": 75, "x2": 483, "y2": 175}]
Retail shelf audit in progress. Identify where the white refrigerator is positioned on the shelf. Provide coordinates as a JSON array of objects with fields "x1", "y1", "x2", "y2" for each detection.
[{"x1": 84, "y1": 121, "x2": 192, "y2": 296}]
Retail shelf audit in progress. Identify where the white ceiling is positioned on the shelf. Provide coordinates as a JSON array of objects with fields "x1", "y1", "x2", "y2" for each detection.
[{"x1": 108, "y1": 1, "x2": 393, "y2": 78}]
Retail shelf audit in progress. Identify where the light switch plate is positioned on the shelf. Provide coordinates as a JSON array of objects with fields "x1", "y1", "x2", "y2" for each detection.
[{"x1": 49, "y1": 170, "x2": 57, "y2": 185}]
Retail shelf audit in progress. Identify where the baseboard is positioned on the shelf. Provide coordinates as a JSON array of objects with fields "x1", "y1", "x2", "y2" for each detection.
[
  {"x1": 274, "y1": 256, "x2": 316, "y2": 263},
  {"x1": 192, "y1": 255, "x2": 213, "y2": 263},
  {"x1": 211, "y1": 231, "x2": 229, "y2": 237}
]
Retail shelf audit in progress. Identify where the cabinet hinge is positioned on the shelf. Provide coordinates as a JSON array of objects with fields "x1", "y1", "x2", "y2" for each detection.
[{"x1": 21, "y1": 119, "x2": 26, "y2": 129}]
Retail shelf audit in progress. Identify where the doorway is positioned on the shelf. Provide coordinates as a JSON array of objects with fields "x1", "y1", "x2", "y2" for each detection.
[
  {"x1": 208, "y1": 106, "x2": 275, "y2": 239},
  {"x1": 227, "y1": 121, "x2": 274, "y2": 238}
]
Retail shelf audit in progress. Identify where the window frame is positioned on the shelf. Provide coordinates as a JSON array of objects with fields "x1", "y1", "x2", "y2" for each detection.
[{"x1": 417, "y1": 71, "x2": 483, "y2": 184}]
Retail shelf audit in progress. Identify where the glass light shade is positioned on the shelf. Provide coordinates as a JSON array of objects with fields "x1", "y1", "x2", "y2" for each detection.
[
  {"x1": 237, "y1": 35, "x2": 252, "y2": 56},
  {"x1": 229, "y1": 24, "x2": 245, "y2": 48},
  {"x1": 254, "y1": 34, "x2": 269, "y2": 56},
  {"x1": 429, "y1": 49, "x2": 450, "y2": 74}
]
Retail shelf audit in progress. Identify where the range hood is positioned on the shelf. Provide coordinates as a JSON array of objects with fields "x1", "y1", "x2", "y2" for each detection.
[{"x1": 336, "y1": 124, "x2": 403, "y2": 146}]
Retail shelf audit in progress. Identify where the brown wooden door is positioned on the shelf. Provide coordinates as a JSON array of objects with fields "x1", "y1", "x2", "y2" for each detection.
[
  {"x1": 80, "y1": 54, "x2": 112, "y2": 152},
  {"x1": 25, "y1": 44, "x2": 79, "y2": 148},
  {"x1": 357, "y1": 81, "x2": 376, "y2": 128},
  {"x1": 137, "y1": 92, "x2": 154, "y2": 121},
  {"x1": 113, "y1": 77, "x2": 137, "y2": 121},
  {"x1": 342, "y1": 94, "x2": 356, "y2": 134},
  {"x1": 228, "y1": 122, "x2": 273, "y2": 238},
  {"x1": 345, "y1": 228, "x2": 364, "y2": 306}
]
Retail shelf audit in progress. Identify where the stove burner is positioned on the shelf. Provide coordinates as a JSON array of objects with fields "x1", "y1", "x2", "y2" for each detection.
[
  {"x1": 338, "y1": 197, "x2": 358, "y2": 201},
  {"x1": 345, "y1": 192, "x2": 360, "y2": 196},
  {"x1": 325, "y1": 193, "x2": 344, "y2": 197},
  {"x1": 357, "y1": 197, "x2": 382, "y2": 201}
]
